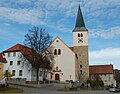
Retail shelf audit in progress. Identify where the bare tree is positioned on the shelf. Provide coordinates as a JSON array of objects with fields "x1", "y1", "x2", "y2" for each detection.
[{"x1": 21, "y1": 26, "x2": 54, "y2": 83}]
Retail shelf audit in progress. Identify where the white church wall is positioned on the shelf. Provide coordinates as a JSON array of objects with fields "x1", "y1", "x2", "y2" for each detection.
[{"x1": 51, "y1": 37, "x2": 76, "y2": 81}]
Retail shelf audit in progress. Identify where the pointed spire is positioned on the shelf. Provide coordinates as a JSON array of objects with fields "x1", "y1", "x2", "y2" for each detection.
[{"x1": 73, "y1": 4, "x2": 87, "y2": 31}]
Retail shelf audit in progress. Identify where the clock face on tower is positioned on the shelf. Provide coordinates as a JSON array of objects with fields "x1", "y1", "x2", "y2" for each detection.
[{"x1": 78, "y1": 38, "x2": 83, "y2": 43}]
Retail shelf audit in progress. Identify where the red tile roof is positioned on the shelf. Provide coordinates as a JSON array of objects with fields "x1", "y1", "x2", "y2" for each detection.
[
  {"x1": 3, "y1": 44, "x2": 51, "y2": 69},
  {"x1": 0, "y1": 53, "x2": 7, "y2": 63},
  {"x1": 3, "y1": 44, "x2": 36, "y2": 63},
  {"x1": 89, "y1": 64, "x2": 113, "y2": 74},
  {"x1": 3, "y1": 44, "x2": 29, "y2": 53}
]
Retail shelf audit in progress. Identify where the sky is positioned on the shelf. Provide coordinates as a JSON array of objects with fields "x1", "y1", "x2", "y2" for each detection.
[{"x1": 0, "y1": 0, "x2": 120, "y2": 69}]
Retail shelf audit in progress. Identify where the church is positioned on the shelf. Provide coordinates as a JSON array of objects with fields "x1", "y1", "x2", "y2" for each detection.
[
  {"x1": 49, "y1": 5, "x2": 89, "y2": 82},
  {"x1": 1, "y1": 5, "x2": 89, "y2": 83},
  {"x1": 1, "y1": 4, "x2": 116, "y2": 86}
]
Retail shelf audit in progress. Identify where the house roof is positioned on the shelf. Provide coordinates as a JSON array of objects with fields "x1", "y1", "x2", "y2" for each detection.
[
  {"x1": 3, "y1": 44, "x2": 29, "y2": 53},
  {"x1": 3, "y1": 44, "x2": 51, "y2": 69},
  {"x1": 89, "y1": 64, "x2": 113, "y2": 74},
  {"x1": 0, "y1": 53, "x2": 7, "y2": 63}
]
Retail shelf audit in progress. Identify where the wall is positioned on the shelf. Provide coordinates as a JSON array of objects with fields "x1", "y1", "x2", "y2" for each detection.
[
  {"x1": 51, "y1": 38, "x2": 76, "y2": 81},
  {"x1": 0, "y1": 63, "x2": 4, "y2": 80},
  {"x1": 73, "y1": 31, "x2": 88, "y2": 46},
  {"x1": 3, "y1": 52, "x2": 32, "y2": 81},
  {"x1": 99, "y1": 74, "x2": 115, "y2": 86}
]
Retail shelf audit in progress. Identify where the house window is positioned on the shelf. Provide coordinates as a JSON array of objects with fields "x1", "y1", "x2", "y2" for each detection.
[
  {"x1": 40, "y1": 71, "x2": 42, "y2": 76},
  {"x1": 19, "y1": 70, "x2": 22, "y2": 76},
  {"x1": 108, "y1": 75, "x2": 110, "y2": 81},
  {"x1": 8, "y1": 53, "x2": 10, "y2": 57},
  {"x1": 10, "y1": 61, "x2": 13, "y2": 66},
  {"x1": 80, "y1": 65, "x2": 82, "y2": 68},
  {"x1": 54, "y1": 49, "x2": 57, "y2": 55},
  {"x1": 13, "y1": 52, "x2": 16, "y2": 57},
  {"x1": 80, "y1": 70, "x2": 82, "y2": 74},
  {"x1": 58, "y1": 49, "x2": 61, "y2": 55},
  {"x1": 3, "y1": 53, "x2": 5, "y2": 56},
  {"x1": 105, "y1": 80, "x2": 107, "y2": 82},
  {"x1": 17, "y1": 61, "x2": 21, "y2": 65},
  {"x1": 56, "y1": 66, "x2": 58, "y2": 70},
  {"x1": 45, "y1": 72, "x2": 47, "y2": 77},
  {"x1": 12, "y1": 70, "x2": 15, "y2": 76}
]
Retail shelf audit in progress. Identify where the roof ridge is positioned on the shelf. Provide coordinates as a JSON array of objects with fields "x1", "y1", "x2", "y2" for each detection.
[
  {"x1": 3, "y1": 43, "x2": 31, "y2": 53},
  {"x1": 90, "y1": 64, "x2": 113, "y2": 67}
]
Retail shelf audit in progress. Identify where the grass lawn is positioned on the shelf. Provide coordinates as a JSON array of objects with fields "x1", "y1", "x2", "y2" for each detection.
[{"x1": 0, "y1": 87, "x2": 23, "y2": 93}]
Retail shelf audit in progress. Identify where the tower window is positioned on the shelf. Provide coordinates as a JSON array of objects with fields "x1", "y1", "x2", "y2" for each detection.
[
  {"x1": 58, "y1": 49, "x2": 61, "y2": 55},
  {"x1": 80, "y1": 65, "x2": 82, "y2": 68},
  {"x1": 81, "y1": 33, "x2": 83, "y2": 37},
  {"x1": 80, "y1": 70, "x2": 82, "y2": 74},
  {"x1": 54, "y1": 49, "x2": 57, "y2": 55},
  {"x1": 78, "y1": 33, "x2": 83, "y2": 37}
]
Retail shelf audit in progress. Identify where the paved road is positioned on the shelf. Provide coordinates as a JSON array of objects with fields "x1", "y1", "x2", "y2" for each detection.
[{"x1": 9, "y1": 84, "x2": 120, "y2": 94}]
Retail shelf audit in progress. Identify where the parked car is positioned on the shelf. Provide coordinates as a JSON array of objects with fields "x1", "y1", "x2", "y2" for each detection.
[{"x1": 109, "y1": 86, "x2": 120, "y2": 92}]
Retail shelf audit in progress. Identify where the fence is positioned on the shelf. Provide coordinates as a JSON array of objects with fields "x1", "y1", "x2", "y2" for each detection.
[{"x1": 7, "y1": 78, "x2": 52, "y2": 88}]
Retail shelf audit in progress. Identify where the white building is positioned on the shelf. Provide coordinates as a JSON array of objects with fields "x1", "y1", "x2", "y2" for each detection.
[
  {"x1": 2, "y1": 44, "x2": 45, "y2": 81},
  {"x1": 48, "y1": 37, "x2": 78, "y2": 81}
]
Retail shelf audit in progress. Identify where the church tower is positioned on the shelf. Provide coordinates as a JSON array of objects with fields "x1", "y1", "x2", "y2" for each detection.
[{"x1": 73, "y1": 5, "x2": 89, "y2": 82}]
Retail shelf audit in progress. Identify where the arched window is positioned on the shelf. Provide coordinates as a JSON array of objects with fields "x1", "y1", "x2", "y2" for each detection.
[
  {"x1": 81, "y1": 33, "x2": 83, "y2": 37},
  {"x1": 54, "y1": 49, "x2": 57, "y2": 55},
  {"x1": 58, "y1": 49, "x2": 61, "y2": 55},
  {"x1": 78, "y1": 33, "x2": 80, "y2": 37}
]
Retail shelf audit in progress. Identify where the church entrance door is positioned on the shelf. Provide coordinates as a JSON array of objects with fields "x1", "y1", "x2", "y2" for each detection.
[{"x1": 55, "y1": 74, "x2": 59, "y2": 80}]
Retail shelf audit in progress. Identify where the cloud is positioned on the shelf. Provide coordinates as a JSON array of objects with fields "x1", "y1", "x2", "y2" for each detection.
[
  {"x1": 89, "y1": 26, "x2": 120, "y2": 39},
  {"x1": 0, "y1": 7, "x2": 46, "y2": 25},
  {"x1": 89, "y1": 48, "x2": 120, "y2": 69},
  {"x1": 0, "y1": 0, "x2": 119, "y2": 33}
]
